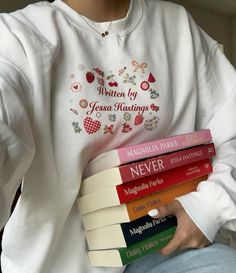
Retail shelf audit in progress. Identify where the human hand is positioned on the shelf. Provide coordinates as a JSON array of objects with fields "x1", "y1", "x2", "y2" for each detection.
[{"x1": 148, "y1": 200, "x2": 211, "y2": 256}]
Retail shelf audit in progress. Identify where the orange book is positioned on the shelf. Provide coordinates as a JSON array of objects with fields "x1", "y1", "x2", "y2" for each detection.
[{"x1": 82, "y1": 175, "x2": 207, "y2": 230}]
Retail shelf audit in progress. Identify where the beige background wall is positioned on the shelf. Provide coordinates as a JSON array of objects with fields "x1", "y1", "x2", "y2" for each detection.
[
  {"x1": 171, "y1": 0, "x2": 233, "y2": 64},
  {"x1": 231, "y1": 17, "x2": 236, "y2": 67},
  {"x1": 0, "y1": 0, "x2": 38, "y2": 12},
  {"x1": 0, "y1": 0, "x2": 235, "y2": 67}
]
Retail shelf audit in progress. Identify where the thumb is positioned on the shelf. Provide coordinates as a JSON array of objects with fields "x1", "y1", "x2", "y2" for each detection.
[{"x1": 148, "y1": 201, "x2": 179, "y2": 219}]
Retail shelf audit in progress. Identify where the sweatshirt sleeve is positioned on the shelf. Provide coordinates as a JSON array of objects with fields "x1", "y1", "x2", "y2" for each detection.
[
  {"x1": 176, "y1": 16, "x2": 236, "y2": 242},
  {"x1": 0, "y1": 54, "x2": 35, "y2": 231}
]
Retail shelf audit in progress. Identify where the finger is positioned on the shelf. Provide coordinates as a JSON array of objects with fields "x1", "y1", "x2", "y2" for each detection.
[
  {"x1": 177, "y1": 237, "x2": 211, "y2": 251},
  {"x1": 148, "y1": 202, "x2": 178, "y2": 219},
  {"x1": 159, "y1": 229, "x2": 182, "y2": 256}
]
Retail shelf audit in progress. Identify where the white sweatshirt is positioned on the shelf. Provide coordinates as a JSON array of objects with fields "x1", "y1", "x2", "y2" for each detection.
[{"x1": 0, "y1": 0, "x2": 236, "y2": 272}]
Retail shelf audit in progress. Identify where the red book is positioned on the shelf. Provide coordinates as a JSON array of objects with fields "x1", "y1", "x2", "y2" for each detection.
[
  {"x1": 80, "y1": 143, "x2": 215, "y2": 195},
  {"x1": 84, "y1": 129, "x2": 212, "y2": 176},
  {"x1": 78, "y1": 158, "x2": 213, "y2": 215}
]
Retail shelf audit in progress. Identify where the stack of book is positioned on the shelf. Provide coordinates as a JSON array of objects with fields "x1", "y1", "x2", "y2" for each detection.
[{"x1": 78, "y1": 129, "x2": 215, "y2": 267}]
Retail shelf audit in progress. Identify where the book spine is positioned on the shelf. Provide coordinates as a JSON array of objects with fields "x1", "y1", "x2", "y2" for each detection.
[
  {"x1": 117, "y1": 158, "x2": 212, "y2": 203},
  {"x1": 122, "y1": 215, "x2": 177, "y2": 246},
  {"x1": 88, "y1": 226, "x2": 176, "y2": 267},
  {"x1": 119, "y1": 143, "x2": 215, "y2": 183},
  {"x1": 127, "y1": 176, "x2": 206, "y2": 221},
  {"x1": 118, "y1": 129, "x2": 212, "y2": 164},
  {"x1": 120, "y1": 226, "x2": 176, "y2": 265}
]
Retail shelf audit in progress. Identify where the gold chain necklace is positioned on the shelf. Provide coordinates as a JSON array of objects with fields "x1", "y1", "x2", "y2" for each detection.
[{"x1": 79, "y1": 15, "x2": 112, "y2": 37}]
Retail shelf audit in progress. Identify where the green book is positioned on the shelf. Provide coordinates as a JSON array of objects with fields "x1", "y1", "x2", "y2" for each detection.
[{"x1": 88, "y1": 226, "x2": 176, "y2": 267}]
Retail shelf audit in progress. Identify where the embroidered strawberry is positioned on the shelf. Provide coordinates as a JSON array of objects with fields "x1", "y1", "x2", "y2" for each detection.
[
  {"x1": 84, "y1": 117, "x2": 101, "y2": 134},
  {"x1": 134, "y1": 114, "x2": 144, "y2": 125},
  {"x1": 148, "y1": 73, "x2": 156, "y2": 83},
  {"x1": 86, "y1": 72, "x2": 95, "y2": 83}
]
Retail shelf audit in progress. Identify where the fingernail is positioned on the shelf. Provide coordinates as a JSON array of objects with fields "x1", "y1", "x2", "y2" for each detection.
[{"x1": 148, "y1": 209, "x2": 159, "y2": 217}]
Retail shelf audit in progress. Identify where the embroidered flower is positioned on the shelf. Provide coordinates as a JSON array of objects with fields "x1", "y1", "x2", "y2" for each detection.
[
  {"x1": 150, "y1": 103, "x2": 159, "y2": 112},
  {"x1": 144, "y1": 116, "x2": 159, "y2": 131},
  {"x1": 123, "y1": 73, "x2": 136, "y2": 85},
  {"x1": 72, "y1": 122, "x2": 82, "y2": 133},
  {"x1": 104, "y1": 125, "x2": 114, "y2": 134},
  {"x1": 149, "y1": 89, "x2": 159, "y2": 99},
  {"x1": 122, "y1": 123, "x2": 132, "y2": 133},
  {"x1": 108, "y1": 114, "x2": 117, "y2": 122},
  {"x1": 93, "y1": 67, "x2": 105, "y2": 77},
  {"x1": 97, "y1": 77, "x2": 105, "y2": 86},
  {"x1": 123, "y1": 112, "x2": 132, "y2": 121}
]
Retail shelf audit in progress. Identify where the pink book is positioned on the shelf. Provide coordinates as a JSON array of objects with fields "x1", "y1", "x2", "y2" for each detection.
[{"x1": 84, "y1": 129, "x2": 212, "y2": 177}]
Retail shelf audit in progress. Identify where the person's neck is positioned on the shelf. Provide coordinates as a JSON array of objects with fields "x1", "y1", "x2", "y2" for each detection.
[{"x1": 63, "y1": 0, "x2": 131, "y2": 22}]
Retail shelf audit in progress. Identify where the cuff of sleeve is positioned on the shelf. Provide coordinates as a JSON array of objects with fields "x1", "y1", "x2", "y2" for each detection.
[{"x1": 176, "y1": 181, "x2": 236, "y2": 242}]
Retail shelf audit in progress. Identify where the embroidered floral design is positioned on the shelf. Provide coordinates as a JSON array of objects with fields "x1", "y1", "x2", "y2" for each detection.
[
  {"x1": 123, "y1": 73, "x2": 136, "y2": 85},
  {"x1": 93, "y1": 67, "x2": 105, "y2": 78},
  {"x1": 150, "y1": 103, "x2": 159, "y2": 112},
  {"x1": 144, "y1": 116, "x2": 159, "y2": 131},
  {"x1": 108, "y1": 113, "x2": 117, "y2": 122},
  {"x1": 123, "y1": 112, "x2": 132, "y2": 121},
  {"x1": 104, "y1": 125, "x2": 114, "y2": 134},
  {"x1": 96, "y1": 112, "x2": 102, "y2": 118},
  {"x1": 69, "y1": 60, "x2": 160, "y2": 136},
  {"x1": 70, "y1": 108, "x2": 78, "y2": 115},
  {"x1": 92, "y1": 67, "x2": 106, "y2": 86},
  {"x1": 78, "y1": 64, "x2": 85, "y2": 70},
  {"x1": 72, "y1": 122, "x2": 82, "y2": 133},
  {"x1": 149, "y1": 89, "x2": 159, "y2": 99},
  {"x1": 97, "y1": 77, "x2": 105, "y2": 86},
  {"x1": 118, "y1": 66, "x2": 127, "y2": 76},
  {"x1": 122, "y1": 123, "x2": 132, "y2": 133}
]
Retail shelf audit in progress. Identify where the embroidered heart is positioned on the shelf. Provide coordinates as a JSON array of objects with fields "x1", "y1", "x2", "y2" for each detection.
[
  {"x1": 71, "y1": 82, "x2": 82, "y2": 92},
  {"x1": 84, "y1": 117, "x2": 101, "y2": 134}
]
